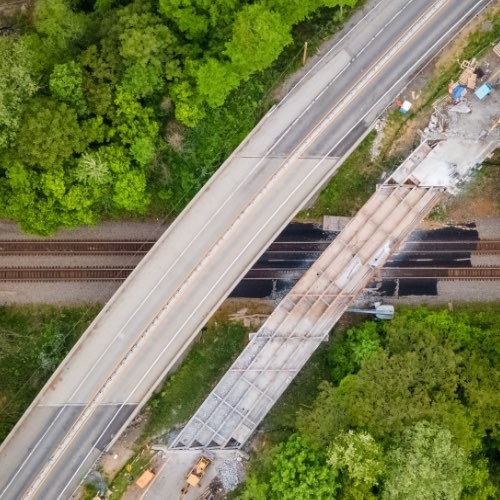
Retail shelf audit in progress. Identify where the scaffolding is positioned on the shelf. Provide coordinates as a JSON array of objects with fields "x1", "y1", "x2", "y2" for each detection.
[{"x1": 171, "y1": 184, "x2": 444, "y2": 450}]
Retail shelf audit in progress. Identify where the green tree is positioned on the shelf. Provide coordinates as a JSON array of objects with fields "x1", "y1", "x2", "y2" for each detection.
[
  {"x1": 33, "y1": 0, "x2": 88, "y2": 61},
  {"x1": 330, "y1": 320, "x2": 381, "y2": 383},
  {"x1": 75, "y1": 152, "x2": 110, "y2": 185},
  {"x1": 170, "y1": 80, "x2": 207, "y2": 126},
  {"x1": 121, "y1": 63, "x2": 164, "y2": 98},
  {"x1": 225, "y1": 3, "x2": 292, "y2": 78},
  {"x1": 195, "y1": 58, "x2": 241, "y2": 107},
  {"x1": 0, "y1": 38, "x2": 38, "y2": 150},
  {"x1": 80, "y1": 44, "x2": 119, "y2": 116},
  {"x1": 112, "y1": 169, "x2": 150, "y2": 213},
  {"x1": 269, "y1": 434, "x2": 338, "y2": 499},
  {"x1": 158, "y1": 0, "x2": 212, "y2": 40},
  {"x1": 16, "y1": 98, "x2": 86, "y2": 170},
  {"x1": 113, "y1": 88, "x2": 159, "y2": 148},
  {"x1": 268, "y1": 0, "x2": 358, "y2": 26},
  {"x1": 49, "y1": 61, "x2": 87, "y2": 114},
  {"x1": 382, "y1": 421, "x2": 471, "y2": 500},
  {"x1": 328, "y1": 430, "x2": 384, "y2": 499}
]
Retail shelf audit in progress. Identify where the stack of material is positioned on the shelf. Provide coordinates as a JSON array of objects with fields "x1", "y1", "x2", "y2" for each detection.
[
  {"x1": 458, "y1": 59, "x2": 478, "y2": 90},
  {"x1": 494, "y1": 41, "x2": 500, "y2": 58}
]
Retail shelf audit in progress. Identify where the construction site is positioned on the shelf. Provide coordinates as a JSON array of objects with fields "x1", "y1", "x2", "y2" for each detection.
[{"x1": 114, "y1": 45, "x2": 500, "y2": 500}]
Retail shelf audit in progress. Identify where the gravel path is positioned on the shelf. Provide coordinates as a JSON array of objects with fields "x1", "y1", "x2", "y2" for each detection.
[
  {"x1": 0, "y1": 282, "x2": 122, "y2": 304},
  {"x1": 385, "y1": 280, "x2": 500, "y2": 304},
  {"x1": 0, "y1": 255, "x2": 144, "y2": 268},
  {"x1": 476, "y1": 218, "x2": 500, "y2": 240},
  {"x1": 0, "y1": 219, "x2": 168, "y2": 241}
]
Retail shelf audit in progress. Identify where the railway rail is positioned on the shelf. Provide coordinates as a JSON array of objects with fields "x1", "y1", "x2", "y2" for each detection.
[
  {"x1": 379, "y1": 267, "x2": 500, "y2": 279},
  {"x1": 1, "y1": 266, "x2": 500, "y2": 282},
  {"x1": 0, "y1": 267, "x2": 133, "y2": 281},
  {"x1": 0, "y1": 240, "x2": 156, "y2": 255},
  {"x1": 1, "y1": 239, "x2": 499, "y2": 282},
  {"x1": 0, "y1": 239, "x2": 499, "y2": 255}
]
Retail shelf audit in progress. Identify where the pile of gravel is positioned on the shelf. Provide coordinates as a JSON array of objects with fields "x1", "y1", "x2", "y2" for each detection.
[{"x1": 216, "y1": 455, "x2": 245, "y2": 492}]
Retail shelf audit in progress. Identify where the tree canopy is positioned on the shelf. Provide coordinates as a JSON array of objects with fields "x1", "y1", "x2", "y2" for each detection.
[
  {"x1": 0, "y1": 0, "x2": 359, "y2": 234},
  {"x1": 241, "y1": 308, "x2": 499, "y2": 499}
]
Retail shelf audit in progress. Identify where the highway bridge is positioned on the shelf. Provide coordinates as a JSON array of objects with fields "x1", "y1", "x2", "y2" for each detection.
[{"x1": 0, "y1": 1, "x2": 494, "y2": 498}]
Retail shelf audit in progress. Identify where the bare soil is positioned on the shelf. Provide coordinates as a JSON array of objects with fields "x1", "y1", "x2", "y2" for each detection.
[
  {"x1": 380, "y1": 3, "x2": 500, "y2": 158},
  {"x1": 100, "y1": 416, "x2": 149, "y2": 478}
]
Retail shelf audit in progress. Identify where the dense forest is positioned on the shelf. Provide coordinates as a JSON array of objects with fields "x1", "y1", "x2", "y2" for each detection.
[
  {"x1": 0, "y1": 0, "x2": 358, "y2": 234},
  {"x1": 238, "y1": 308, "x2": 500, "y2": 499}
]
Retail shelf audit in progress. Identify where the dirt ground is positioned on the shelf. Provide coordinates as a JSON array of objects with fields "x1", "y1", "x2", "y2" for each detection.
[
  {"x1": 99, "y1": 416, "x2": 149, "y2": 478},
  {"x1": 380, "y1": 3, "x2": 500, "y2": 158},
  {"x1": 376, "y1": 5, "x2": 500, "y2": 226}
]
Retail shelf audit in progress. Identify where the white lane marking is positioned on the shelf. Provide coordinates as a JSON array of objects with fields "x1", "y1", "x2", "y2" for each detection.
[
  {"x1": 57, "y1": 1, "x2": 494, "y2": 496},
  {"x1": 1, "y1": 2, "x2": 409, "y2": 496},
  {"x1": 28, "y1": 0, "x2": 402, "y2": 408},
  {"x1": 24, "y1": 0, "x2": 467, "y2": 496},
  {"x1": 168, "y1": 0, "x2": 494, "y2": 447}
]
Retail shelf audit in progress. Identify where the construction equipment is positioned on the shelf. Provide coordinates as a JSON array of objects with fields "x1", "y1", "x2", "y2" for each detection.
[
  {"x1": 180, "y1": 455, "x2": 212, "y2": 498},
  {"x1": 136, "y1": 469, "x2": 155, "y2": 489}
]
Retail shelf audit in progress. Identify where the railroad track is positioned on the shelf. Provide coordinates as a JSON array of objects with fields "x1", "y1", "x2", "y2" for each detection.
[
  {"x1": 1, "y1": 239, "x2": 499, "y2": 255},
  {"x1": 379, "y1": 267, "x2": 500, "y2": 279},
  {"x1": 0, "y1": 267, "x2": 134, "y2": 281},
  {"x1": 399, "y1": 240, "x2": 500, "y2": 253},
  {"x1": 1, "y1": 266, "x2": 500, "y2": 282},
  {"x1": 1, "y1": 239, "x2": 499, "y2": 282},
  {"x1": 0, "y1": 240, "x2": 156, "y2": 255}
]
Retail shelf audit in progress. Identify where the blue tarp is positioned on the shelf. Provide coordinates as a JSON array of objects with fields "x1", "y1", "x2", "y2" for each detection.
[
  {"x1": 452, "y1": 85, "x2": 466, "y2": 101},
  {"x1": 475, "y1": 83, "x2": 492, "y2": 100}
]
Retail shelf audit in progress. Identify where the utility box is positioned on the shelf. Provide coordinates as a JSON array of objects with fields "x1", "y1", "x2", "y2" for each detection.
[{"x1": 475, "y1": 83, "x2": 492, "y2": 100}]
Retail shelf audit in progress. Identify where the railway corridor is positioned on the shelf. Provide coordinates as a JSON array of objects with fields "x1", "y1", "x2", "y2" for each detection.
[
  {"x1": 0, "y1": 238, "x2": 499, "y2": 283},
  {"x1": 172, "y1": 184, "x2": 445, "y2": 450},
  {"x1": 0, "y1": 1, "x2": 495, "y2": 498}
]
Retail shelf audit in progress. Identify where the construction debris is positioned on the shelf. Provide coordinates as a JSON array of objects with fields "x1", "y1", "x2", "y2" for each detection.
[
  {"x1": 420, "y1": 54, "x2": 499, "y2": 149},
  {"x1": 458, "y1": 58, "x2": 479, "y2": 89},
  {"x1": 395, "y1": 98, "x2": 412, "y2": 113},
  {"x1": 493, "y1": 41, "x2": 500, "y2": 59}
]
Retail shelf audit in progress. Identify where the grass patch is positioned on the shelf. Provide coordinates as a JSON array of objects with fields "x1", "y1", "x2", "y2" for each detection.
[
  {"x1": 107, "y1": 450, "x2": 153, "y2": 500},
  {"x1": 300, "y1": 132, "x2": 400, "y2": 219},
  {"x1": 103, "y1": 320, "x2": 248, "y2": 497},
  {"x1": 142, "y1": 321, "x2": 248, "y2": 439},
  {"x1": 259, "y1": 340, "x2": 332, "y2": 446},
  {"x1": 0, "y1": 304, "x2": 99, "y2": 443}
]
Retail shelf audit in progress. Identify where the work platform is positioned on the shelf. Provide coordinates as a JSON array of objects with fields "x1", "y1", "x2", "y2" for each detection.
[{"x1": 171, "y1": 183, "x2": 444, "y2": 449}]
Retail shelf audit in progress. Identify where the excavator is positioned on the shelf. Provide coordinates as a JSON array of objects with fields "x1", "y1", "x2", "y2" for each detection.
[{"x1": 179, "y1": 454, "x2": 213, "y2": 499}]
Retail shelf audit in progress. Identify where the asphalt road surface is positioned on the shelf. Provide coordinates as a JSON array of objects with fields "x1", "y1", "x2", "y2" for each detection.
[{"x1": 0, "y1": 1, "x2": 493, "y2": 498}]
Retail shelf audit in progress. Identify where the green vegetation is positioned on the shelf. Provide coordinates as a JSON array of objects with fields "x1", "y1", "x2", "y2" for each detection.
[
  {"x1": 103, "y1": 320, "x2": 248, "y2": 496},
  {"x1": 144, "y1": 321, "x2": 248, "y2": 438},
  {"x1": 107, "y1": 451, "x2": 153, "y2": 500},
  {"x1": 300, "y1": 132, "x2": 399, "y2": 219},
  {"x1": 0, "y1": 304, "x2": 99, "y2": 442},
  {"x1": 0, "y1": 0, "x2": 360, "y2": 234},
  {"x1": 238, "y1": 306, "x2": 500, "y2": 499}
]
